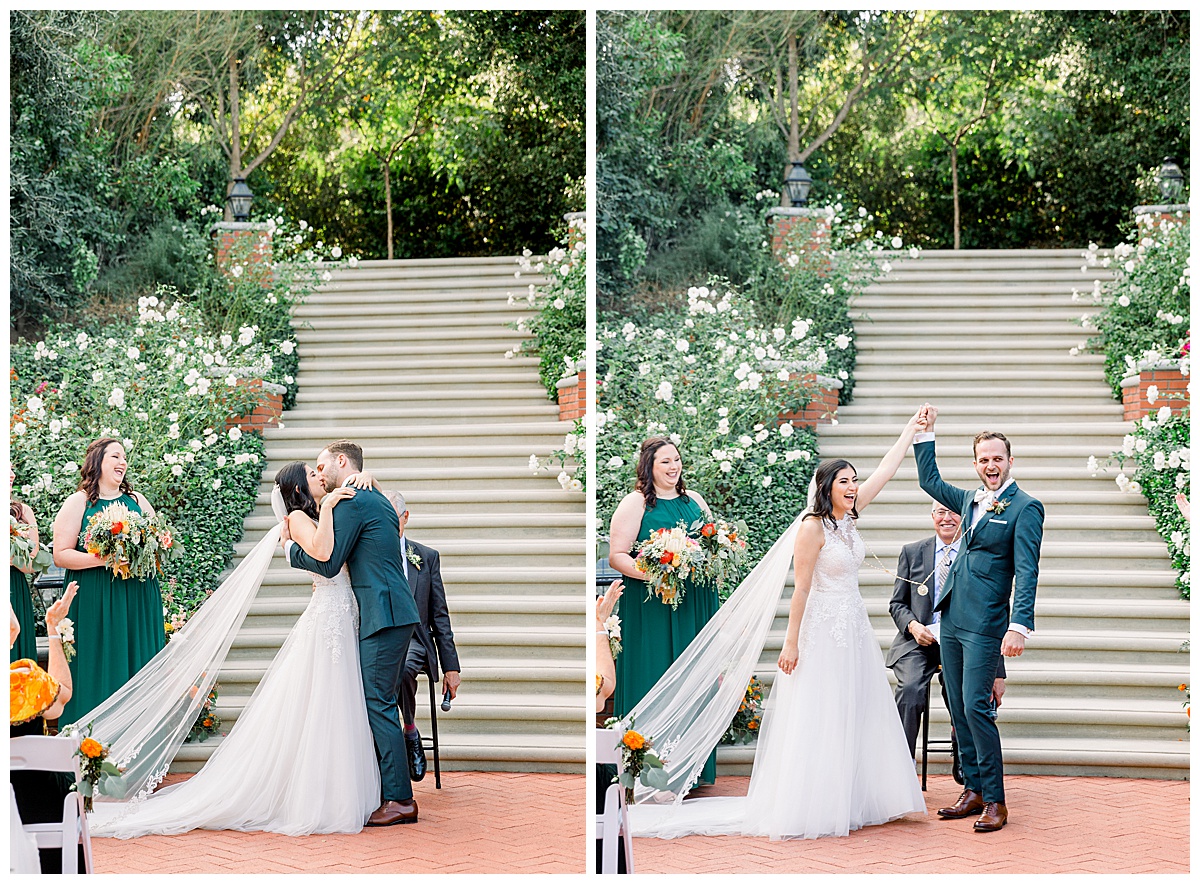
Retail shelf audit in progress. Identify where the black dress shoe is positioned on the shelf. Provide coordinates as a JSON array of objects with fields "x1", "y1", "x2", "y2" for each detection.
[
  {"x1": 405, "y1": 729, "x2": 427, "y2": 782},
  {"x1": 950, "y1": 731, "x2": 964, "y2": 785}
]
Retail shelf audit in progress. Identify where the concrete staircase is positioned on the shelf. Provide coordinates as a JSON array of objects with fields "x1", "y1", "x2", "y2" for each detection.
[
  {"x1": 173, "y1": 256, "x2": 586, "y2": 774},
  {"x1": 719, "y1": 249, "x2": 1190, "y2": 779}
]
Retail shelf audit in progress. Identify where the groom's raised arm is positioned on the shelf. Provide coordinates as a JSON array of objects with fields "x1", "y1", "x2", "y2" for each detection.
[
  {"x1": 289, "y1": 502, "x2": 364, "y2": 578},
  {"x1": 913, "y1": 436, "x2": 969, "y2": 515}
]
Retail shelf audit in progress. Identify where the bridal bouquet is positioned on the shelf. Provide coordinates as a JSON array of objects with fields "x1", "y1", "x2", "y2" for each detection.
[
  {"x1": 691, "y1": 516, "x2": 750, "y2": 593},
  {"x1": 9, "y1": 516, "x2": 52, "y2": 574},
  {"x1": 82, "y1": 504, "x2": 181, "y2": 580},
  {"x1": 74, "y1": 727, "x2": 122, "y2": 812},
  {"x1": 633, "y1": 526, "x2": 704, "y2": 609},
  {"x1": 186, "y1": 684, "x2": 222, "y2": 743},
  {"x1": 605, "y1": 717, "x2": 669, "y2": 803}
]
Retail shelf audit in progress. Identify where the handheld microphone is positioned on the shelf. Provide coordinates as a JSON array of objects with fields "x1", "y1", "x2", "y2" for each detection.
[{"x1": 441, "y1": 687, "x2": 453, "y2": 712}]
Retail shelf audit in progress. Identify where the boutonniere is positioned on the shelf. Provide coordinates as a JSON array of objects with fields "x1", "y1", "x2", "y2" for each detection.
[
  {"x1": 406, "y1": 548, "x2": 422, "y2": 571},
  {"x1": 987, "y1": 499, "x2": 1010, "y2": 516}
]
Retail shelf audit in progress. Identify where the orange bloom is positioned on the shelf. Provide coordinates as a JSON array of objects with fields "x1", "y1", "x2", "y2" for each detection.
[
  {"x1": 110, "y1": 521, "x2": 125, "y2": 535},
  {"x1": 1180, "y1": 684, "x2": 1188, "y2": 692},
  {"x1": 622, "y1": 730, "x2": 646, "y2": 751},
  {"x1": 203, "y1": 718, "x2": 213, "y2": 727},
  {"x1": 79, "y1": 738, "x2": 104, "y2": 759},
  {"x1": 700, "y1": 523, "x2": 716, "y2": 537}
]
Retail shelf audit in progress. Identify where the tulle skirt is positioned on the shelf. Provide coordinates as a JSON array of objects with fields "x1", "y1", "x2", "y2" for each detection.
[
  {"x1": 632, "y1": 590, "x2": 926, "y2": 840},
  {"x1": 92, "y1": 582, "x2": 380, "y2": 837}
]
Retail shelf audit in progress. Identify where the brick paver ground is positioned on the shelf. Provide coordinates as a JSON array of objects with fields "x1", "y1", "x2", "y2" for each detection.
[
  {"x1": 91, "y1": 771, "x2": 584, "y2": 874},
  {"x1": 628, "y1": 774, "x2": 1189, "y2": 874}
]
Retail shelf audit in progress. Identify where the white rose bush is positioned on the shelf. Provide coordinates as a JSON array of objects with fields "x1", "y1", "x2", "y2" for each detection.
[
  {"x1": 597, "y1": 282, "x2": 826, "y2": 581},
  {"x1": 10, "y1": 293, "x2": 277, "y2": 622},
  {"x1": 1080, "y1": 212, "x2": 1190, "y2": 599}
]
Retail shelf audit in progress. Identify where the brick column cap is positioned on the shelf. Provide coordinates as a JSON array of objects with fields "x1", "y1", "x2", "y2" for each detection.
[
  {"x1": 1132, "y1": 204, "x2": 1189, "y2": 216},
  {"x1": 210, "y1": 221, "x2": 272, "y2": 234},
  {"x1": 1120, "y1": 361, "x2": 1189, "y2": 386},
  {"x1": 767, "y1": 207, "x2": 833, "y2": 219},
  {"x1": 209, "y1": 367, "x2": 287, "y2": 395},
  {"x1": 563, "y1": 211, "x2": 586, "y2": 223}
]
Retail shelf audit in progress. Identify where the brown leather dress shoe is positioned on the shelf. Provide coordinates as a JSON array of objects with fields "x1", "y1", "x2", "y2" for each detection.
[
  {"x1": 366, "y1": 799, "x2": 419, "y2": 826},
  {"x1": 937, "y1": 789, "x2": 985, "y2": 819},
  {"x1": 973, "y1": 802, "x2": 1008, "y2": 832}
]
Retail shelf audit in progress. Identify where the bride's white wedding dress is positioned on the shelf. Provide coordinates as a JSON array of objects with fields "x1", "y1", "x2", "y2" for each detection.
[
  {"x1": 91, "y1": 567, "x2": 379, "y2": 837},
  {"x1": 631, "y1": 515, "x2": 926, "y2": 840}
]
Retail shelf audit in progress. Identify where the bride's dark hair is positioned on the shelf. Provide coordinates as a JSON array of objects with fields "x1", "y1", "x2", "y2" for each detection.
[
  {"x1": 275, "y1": 462, "x2": 319, "y2": 520},
  {"x1": 803, "y1": 458, "x2": 858, "y2": 525}
]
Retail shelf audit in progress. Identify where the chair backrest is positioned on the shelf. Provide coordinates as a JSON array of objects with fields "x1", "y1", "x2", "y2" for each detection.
[
  {"x1": 595, "y1": 727, "x2": 622, "y2": 765},
  {"x1": 10, "y1": 736, "x2": 79, "y2": 783}
]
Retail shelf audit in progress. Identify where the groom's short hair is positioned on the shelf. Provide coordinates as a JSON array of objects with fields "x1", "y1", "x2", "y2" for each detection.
[
  {"x1": 973, "y1": 431, "x2": 1011, "y2": 458},
  {"x1": 325, "y1": 439, "x2": 364, "y2": 471}
]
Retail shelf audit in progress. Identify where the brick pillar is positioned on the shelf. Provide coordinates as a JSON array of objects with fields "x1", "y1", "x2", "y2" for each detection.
[
  {"x1": 1121, "y1": 366, "x2": 1190, "y2": 421},
  {"x1": 210, "y1": 222, "x2": 273, "y2": 282},
  {"x1": 564, "y1": 211, "x2": 586, "y2": 251},
  {"x1": 224, "y1": 378, "x2": 286, "y2": 434},
  {"x1": 556, "y1": 369, "x2": 586, "y2": 421},
  {"x1": 767, "y1": 207, "x2": 832, "y2": 268},
  {"x1": 778, "y1": 374, "x2": 843, "y2": 428}
]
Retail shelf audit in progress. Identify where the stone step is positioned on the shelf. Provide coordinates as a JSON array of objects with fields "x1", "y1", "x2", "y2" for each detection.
[
  {"x1": 232, "y1": 536, "x2": 584, "y2": 562},
  {"x1": 296, "y1": 299, "x2": 528, "y2": 318},
  {"x1": 252, "y1": 565, "x2": 584, "y2": 596},
  {"x1": 294, "y1": 386, "x2": 546, "y2": 403},
  {"x1": 852, "y1": 307, "x2": 1096, "y2": 324},
  {"x1": 856, "y1": 352, "x2": 1104, "y2": 367},
  {"x1": 246, "y1": 593, "x2": 584, "y2": 629},
  {"x1": 848, "y1": 383, "x2": 1114, "y2": 400},
  {"x1": 856, "y1": 597, "x2": 1190, "y2": 633},
  {"x1": 261, "y1": 421, "x2": 569, "y2": 443},
  {"x1": 258, "y1": 441, "x2": 565, "y2": 463},
  {"x1": 277, "y1": 403, "x2": 562, "y2": 423},
  {"x1": 257, "y1": 464, "x2": 575, "y2": 485},
  {"x1": 294, "y1": 327, "x2": 526, "y2": 344},
  {"x1": 251, "y1": 487, "x2": 576, "y2": 515},
  {"x1": 818, "y1": 421, "x2": 1132, "y2": 439},
  {"x1": 854, "y1": 336, "x2": 1095, "y2": 352},
  {"x1": 241, "y1": 512, "x2": 585, "y2": 539},
  {"x1": 296, "y1": 340, "x2": 533, "y2": 359},
  {"x1": 173, "y1": 731, "x2": 584, "y2": 775},
  {"x1": 716, "y1": 736, "x2": 1188, "y2": 780},
  {"x1": 853, "y1": 367, "x2": 1109, "y2": 383},
  {"x1": 835, "y1": 402, "x2": 1122, "y2": 419},
  {"x1": 296, "y1": 355, "x2": 540, "y2": 374}
]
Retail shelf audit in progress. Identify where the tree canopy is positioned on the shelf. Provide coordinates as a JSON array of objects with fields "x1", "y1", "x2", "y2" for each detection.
[
  {"x1": 598, "y1": 9, "x2": 1189, "y2": 308},
  {"x1": 10, "y1": 9, "x2": 584, "y2": 333}
]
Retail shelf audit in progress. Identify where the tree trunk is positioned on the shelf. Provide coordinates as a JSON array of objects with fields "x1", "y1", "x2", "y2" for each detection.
[
  {"x1": 783, "y1": 33, "x2": 800, "y2": 207},
  {"x1": 950, "y1": 141, "x2": 960, "y2": 250},
  {"x1": 383, "y1": 160, "x2": 394, "y2": 261},
  {"x1": 226, "y1": 56, "x2": 242, "y2": 222}
]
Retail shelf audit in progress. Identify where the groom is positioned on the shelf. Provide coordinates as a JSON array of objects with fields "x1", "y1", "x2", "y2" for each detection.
[
  {"x1": 913, "y1": 406, "x2": 1043, "y2": 833},
  {"x1": 280, "y1": 440, "x2": 422, "y2": 826}
]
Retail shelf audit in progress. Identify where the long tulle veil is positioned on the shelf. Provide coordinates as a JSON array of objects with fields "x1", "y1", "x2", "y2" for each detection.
[
  {"x1": 625, "y1": 481, "x2": 816, "y2": 804},
  {"x1": 62, "y1": 489, "x2": 288, "y2": 808}
]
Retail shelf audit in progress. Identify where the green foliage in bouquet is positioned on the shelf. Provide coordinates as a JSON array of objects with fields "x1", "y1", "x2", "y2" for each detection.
[{"x1": 720, "y1": 676, "x2": 765, "y2": 745}]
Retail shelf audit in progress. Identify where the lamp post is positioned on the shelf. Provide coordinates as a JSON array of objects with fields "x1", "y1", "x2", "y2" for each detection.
[
  {"x1": 1157, "y1": 157, "x2": 1184, "y2": 203},
  {"x1": 784, "y1": 160, "x2": 813, "y2": 207},
  {"x1": 227, "y1": 178, "x2": 254, "y2": 222}
]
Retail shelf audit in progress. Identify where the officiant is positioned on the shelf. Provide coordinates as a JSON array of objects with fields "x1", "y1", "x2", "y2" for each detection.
[
  {"x1": 385, "y1": 491, "x2": 461, "y2": 783},
  {"x1": 886, "y1": 501, "x2": 1006, "y2": 763}
]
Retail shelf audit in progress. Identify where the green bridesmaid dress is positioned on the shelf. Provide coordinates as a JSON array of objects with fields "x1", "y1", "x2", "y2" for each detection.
[
  {"x1": 60, "y1": 494, "x2": 165, "y2": 726},
  {"x1": 10, "y1": 565, "x2": 38, "y2": 663},
  {"x1": 614, "y1": 493, "x2": 719, "y2": 785}
]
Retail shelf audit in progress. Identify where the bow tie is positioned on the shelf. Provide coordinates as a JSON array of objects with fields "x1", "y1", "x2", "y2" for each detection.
[{"x1": 974, "y1": 488, "x2": 995, "y2": 506}]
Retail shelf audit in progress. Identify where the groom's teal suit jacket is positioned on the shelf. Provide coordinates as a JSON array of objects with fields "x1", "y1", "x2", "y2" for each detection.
[
  {"x1": 289, "y1": 486, "x2": 420, "y2": 639},
  {"x1": 914, "y1": 439, "x2": 1043, "y2": 639}
]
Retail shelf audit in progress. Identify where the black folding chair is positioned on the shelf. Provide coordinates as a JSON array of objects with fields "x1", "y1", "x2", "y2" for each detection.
[
  {"x1": 920, "y1": 666, "x2": 955, "y2": 791},
  {"x1": 421, "y1": 663, "x2": 443, "y2": 789}
]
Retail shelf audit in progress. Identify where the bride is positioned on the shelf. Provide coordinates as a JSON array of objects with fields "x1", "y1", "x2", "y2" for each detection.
[
  {"x1": 628, "y1": 411, "x2": 928, "y2": 841},
  {"x1": 84, "y1": 462, "x2": 380, "y2": 837}
]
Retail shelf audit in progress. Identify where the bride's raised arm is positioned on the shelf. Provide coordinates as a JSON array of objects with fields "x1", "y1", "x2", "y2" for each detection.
[
  {"x1": 854, "y1": 408, "x2": 927, "y2": 514},
  {"x1": 288, "y1": 487, "x2": 356, "y2": 563}
]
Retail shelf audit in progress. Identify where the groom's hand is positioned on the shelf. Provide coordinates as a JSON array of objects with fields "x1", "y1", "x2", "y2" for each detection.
[
  {"x1": 279, "y1": 517, "x2": 292, "y2": 547},
  {"x1": 991, "y1": 678, "x2": 1006, "y2": 707},
  {"x1": 921, "y1": 403, "x2": 938, "y2": 433},
  {"x1": 1000, "y1": 630, "x2": 1025, "y2": 657}
]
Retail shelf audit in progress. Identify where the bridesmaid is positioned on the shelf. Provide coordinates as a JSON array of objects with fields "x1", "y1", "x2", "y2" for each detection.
[
  {"x1": 52, "y1": 438, "x2": 165, "y2": 725},
  {"x1": 10, "y1": 465, "x2": 40, "y2": 663},
  {"x1": 608, "y1": 436, "x2": 719, "y2": 785}
]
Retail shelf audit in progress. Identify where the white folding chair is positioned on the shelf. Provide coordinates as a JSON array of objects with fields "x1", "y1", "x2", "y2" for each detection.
[
  {"x1": 10, "y1": 735, "x2": 95, "y2": 874},
  {"x1": 595, "y1": 727, "x2": 634, "y2": 874}
]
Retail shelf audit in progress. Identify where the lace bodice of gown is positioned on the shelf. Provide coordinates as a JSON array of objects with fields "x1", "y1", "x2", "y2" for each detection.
[
  {"x1": 303, "y1": 567, "x2": 358, "y2": 663},
  {"x1": 797, "y1": 516, "x2": 871, "y2": 656}
]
